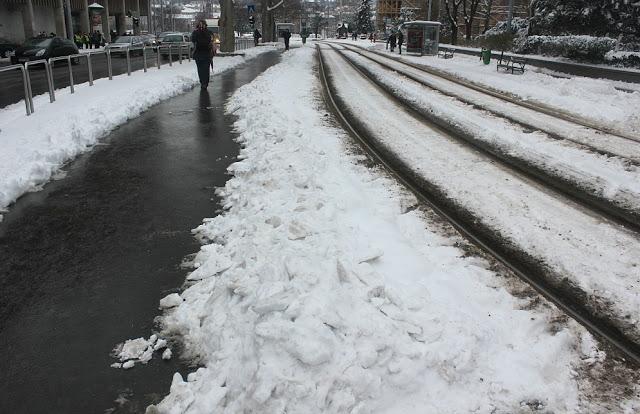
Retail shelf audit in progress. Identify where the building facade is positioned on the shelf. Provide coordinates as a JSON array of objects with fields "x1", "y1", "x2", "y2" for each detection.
[{"x1": 0, "y1": 0, "x2": 152, "y2": 43}]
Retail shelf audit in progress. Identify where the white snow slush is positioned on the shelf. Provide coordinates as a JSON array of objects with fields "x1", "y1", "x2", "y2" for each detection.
[{"x1": 138, "y1": 47, "x2": 634, "y2": 413}]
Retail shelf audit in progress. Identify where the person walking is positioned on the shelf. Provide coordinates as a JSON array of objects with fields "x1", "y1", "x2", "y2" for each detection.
[
  {"x1": 92, "y1": 31, "x2": 102, "y2": 49},
  {"x1": 82, "y1": 32, "x2": 90, "y2": 49},
  {"x1": 389, "y1": 32, "x2": 396, "y2": 53},
  {"x1": 283, "y1": 29, "x2": 291, "y2": 51},
  {"x1": 253, "y1": 28, "x2": 261, "y2": 47},
  {"x1": 191, "y1": 20, "x2": 214, "y2": 89},
  {"x1": 397, "y1": 30, "x2": 404, "y2": 54},
  {"x1": 74, "y1": 32, "x2": 83, "y2": 49}
]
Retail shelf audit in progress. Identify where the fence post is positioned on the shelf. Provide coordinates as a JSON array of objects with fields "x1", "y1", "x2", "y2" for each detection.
[
  {"x1": 157, "y1": 46, "x2": 161, "y2": 69},
  {"x1": 67, "y1": 56, "x2": 75, "y2": 94},
  {"x1": 126, "y1": 46, "x2": 131, "y2": 76},
  {"x1": 179, "y1": 44, "x2": 183, "y2": 64},
  {"x1": 107, "y1": 49, "x2": 113, "y2": 80},
  {"x1": 143, "y1": 45, "x2": 148, "y2": 72},
  {"x1": 87, "y1": 53, "x2": 94, "y2": 85}
]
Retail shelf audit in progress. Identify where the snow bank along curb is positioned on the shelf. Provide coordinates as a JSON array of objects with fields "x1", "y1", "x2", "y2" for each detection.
[
  {"x1": 0, "y1": 46, "x2": 277, "y2": 221},
  {"x1": 141, "y1": 46, "x2": 620, "y2": 413}
]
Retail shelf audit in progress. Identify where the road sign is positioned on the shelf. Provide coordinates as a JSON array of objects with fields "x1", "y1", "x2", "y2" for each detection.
[{"x1": 248, "y1": 5, "x2": 256, "y2": 13}]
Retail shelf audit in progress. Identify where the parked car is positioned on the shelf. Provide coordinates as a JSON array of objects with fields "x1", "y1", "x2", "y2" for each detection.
[
  {"x1": 10, "y1": 36, "x2": 79, "y2": 65},
  {"x1": 106, "y1": 35, "x2": 145, "y2": 56},
  {"x1": 0, "y1": 37, "x2": 19, "y2": 58},
  {"x1": 158, "y1": 33, "x2": 191, "y2": 58},
  {"x1": 140, "y1": 33, "x2": 158, "y2": 49}
]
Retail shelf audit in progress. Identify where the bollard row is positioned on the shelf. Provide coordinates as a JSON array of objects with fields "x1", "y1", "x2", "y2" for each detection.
[{"x1": 3, "y1": 39, "x2": 254, "y2": 116}]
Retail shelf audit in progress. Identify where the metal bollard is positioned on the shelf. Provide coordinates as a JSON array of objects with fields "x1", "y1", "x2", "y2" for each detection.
[
  {"x1": 143, "y1": 45, "x2": 148, "y2": 72},
  {"x1": 0, "y1": 65, "x2": 32, "y2": 115},
  {"x1": 178, "y1": 44, "x2": 183, "y2": 64},
  {"x1": 168, "y1": 45, "x2": 173, "y2": 66},
  {"x1": 67, "y1": 56, "x2": 75, "y2": 94},
  {"x1": 87, "y1": 53, "x2": 94, "y2": 85},
  {"x1": 156, "y1": 46, "x2": 161, "y2": 69},
  {"x1": 126, "y1": 46, "x2": 131, "y2": 76},
  {"x1": 107, "y1": 49, "x2": 113, "y2": 80}
]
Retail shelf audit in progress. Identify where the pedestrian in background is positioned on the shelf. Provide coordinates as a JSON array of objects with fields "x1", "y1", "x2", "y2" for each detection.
[
  {"x1": 397, "y1": 30, "x2": 404, "y2": 54},
  {"x1": 83, "y1": 32, "x2": 90, "y2": 49},
  {"x1": 283, "y1": 29, "x2": 291, "y2": 51},
  {"x1": 74, "y1": 32, "x2": 82, "y2": 49},
  {"x1": 92, "y1": 31, "x2": 102, "y2": 49},
  {"x1": 192, "y1": 20, "x2": 213, "y2": 89},
  {"x1": 389, "y1": 32, "x2": 396, "y2": 52},
  {"x1": 253, "y1": 28, "x2": 261, "y2": 47}
]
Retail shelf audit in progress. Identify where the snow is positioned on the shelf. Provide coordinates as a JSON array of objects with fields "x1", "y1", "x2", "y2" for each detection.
[
  {"x1": 143, "y1": 45, "x2": 627, "y2": 413},
  {"x1": 321, "y1": 44, "x2": 640, "y2": 343},
  {"x1": 339, "y1": 48, "x2": 640, "y2": 217},
  {"x1": 160, "y1": 293, "x2": 183, "y2": 309},
  {"x1": 356, "y1": 42, "x2": 640, "y2": 136},
  {"x1": 112, "y1": 334, "x2": 172, "y2": 369},
  {"x1": 0, "y1": 45, "x2": 278, "y2": 221}
]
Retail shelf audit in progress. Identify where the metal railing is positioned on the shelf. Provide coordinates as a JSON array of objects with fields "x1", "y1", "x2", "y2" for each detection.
[
  {"x1": 0, "y1": 64, "x2": 33, "y2": 115},
  {"x1": 235, "y1": 38, "x2": 254, "y2": 51},
  {"x1": 2, "y1": 39, "x2": 260, "y2": 116}
]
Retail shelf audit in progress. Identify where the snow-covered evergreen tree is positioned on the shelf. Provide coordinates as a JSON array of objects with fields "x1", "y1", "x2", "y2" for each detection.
[
  {"x1": 356, "y1": 0, "x2": 374, "y2": 34},
  {"x1": 530, "y1": 0, "x2": 640, "y2": 41}
]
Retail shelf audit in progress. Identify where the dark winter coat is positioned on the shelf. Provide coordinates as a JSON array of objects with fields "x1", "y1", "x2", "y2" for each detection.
[
  {"x1": 389, "y1": 34, "x2": 397, "y2": 48},
  {"x1": 191, "y1": 28, "x2": 213, "y2": 60},
  {"x1": 397, "y1": 31, "x2": 404, "y2": 45},
  {"x1": 254, "y1": 29, "x2": 261, "y2": 40},
  {"x1": 283, "y1": 30, "x2": 291, "y2": 40}
]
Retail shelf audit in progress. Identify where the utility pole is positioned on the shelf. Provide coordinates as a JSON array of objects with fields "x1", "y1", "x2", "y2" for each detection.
[{"x1": 507, "y1": 0, "x2": 514, "y2": 32}]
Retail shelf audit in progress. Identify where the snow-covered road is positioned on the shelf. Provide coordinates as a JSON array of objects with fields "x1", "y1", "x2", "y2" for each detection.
[{"x1": 144, "y1": 46, "x2": 640, "y2": 413}]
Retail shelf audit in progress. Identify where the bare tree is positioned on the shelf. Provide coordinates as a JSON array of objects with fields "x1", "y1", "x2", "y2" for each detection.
[
  {"x1": 219, "y1": 0, "x2": 235, "y2": 52},
  {"x1": 444, "y1": 0, "x2": 464, "y2": 44},
  {"x1": 462, "y1": 0, "x2": 482, "y2": 42},
  {"x1": 481, "y1": 0, "x2": 493, "y2": 33}
]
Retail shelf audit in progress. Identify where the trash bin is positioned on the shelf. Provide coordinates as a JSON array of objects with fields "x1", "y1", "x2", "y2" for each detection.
[{"x1": 481, "y1": 48, "x2": 491, "y2": 65}]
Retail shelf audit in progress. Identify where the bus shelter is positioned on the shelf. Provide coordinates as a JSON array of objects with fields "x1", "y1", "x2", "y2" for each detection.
[
  {"x1": 401, "y1": 21, "x2": 441, "y2": 55},
  {"x1": 276, "y1": 23, "x2": 295, "y2": 41}
]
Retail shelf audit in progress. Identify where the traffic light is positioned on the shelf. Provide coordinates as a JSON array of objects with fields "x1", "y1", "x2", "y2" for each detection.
[
  {"x1": 249, "y1": 15, "x2": 255, "y2": 25},
  {"x1": 133, "y1": 17, "x2": 140, "y2": 26}
]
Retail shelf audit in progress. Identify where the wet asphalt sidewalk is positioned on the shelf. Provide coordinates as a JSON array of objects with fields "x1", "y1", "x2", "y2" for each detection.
[{"x1": 0, "y1": 50, "x2": 280, "y2": 414}]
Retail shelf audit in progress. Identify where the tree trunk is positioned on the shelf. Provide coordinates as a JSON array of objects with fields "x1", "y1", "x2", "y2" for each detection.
[
  {"x1": 262, "y1": 1, "x2": 274, "y2": 42},
  {"x1": 451, "y1": 25, "x2": 458, "y2": 44},
  {"x1": 220, "y1": 0, "x2": 235, "y2": 52},
  {"x1": 482, "y1": 0, "x2": 493, "y2": 33}
]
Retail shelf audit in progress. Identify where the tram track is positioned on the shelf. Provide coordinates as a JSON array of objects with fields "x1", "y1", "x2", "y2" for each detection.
[
  {"x1": 327, "y1": 43, "x2": 640, "y2": 232},
  {"x1": 316, "y1": 43, "x2": 640, "y2": 366},
  {"x1": 338, "y1": 42, "x2": 640, "y2": 146},
  {"x1": 337, "y1": 43, "x2": 640, "y2": 164}
]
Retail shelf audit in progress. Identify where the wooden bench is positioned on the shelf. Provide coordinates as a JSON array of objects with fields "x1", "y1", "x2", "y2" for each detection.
[
  {"x1": 496, "y1": 52, "x2": 526, "y2": 74},
  {"x1": 438, "y1": 47, "x2": 455, "y2": 59}
]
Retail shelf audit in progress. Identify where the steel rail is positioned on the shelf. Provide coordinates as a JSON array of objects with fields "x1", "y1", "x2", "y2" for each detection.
[
  {"x1": 337, "y1": 42, "x2": 640, "y2": 144},
  {"x1": 337, "y1": 43, "x2": 640, "y2": 165},
  {"x1": 328, "y1": 43, "x2": 640, "y2": 231},
  {"x1": 316, "y1": 44, "x2": 640, "y2": 367},
  {"x1": 0, "y1": 64, "x2": 32, "y2": 115}
]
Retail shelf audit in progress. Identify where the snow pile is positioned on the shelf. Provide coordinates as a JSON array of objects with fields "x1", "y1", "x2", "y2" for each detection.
[
  {"x1": 111, "y1": 334, "x2": 171, "y2": 370},
  {"x1": 514, "y1": 35, "x2": 616, "y2": 61},
  {"x1": 0, "y1": 45, "x2": 277, "y2": 220},
  {"x1": 148, "y1": 46, "x2": 586, "y2": 413},
  {"x1": 605, "y1": 50, "x2": 640, "y2": 68},
  {"x1": 373, "y1": 45, "x2": 640, "y2": 136}
]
